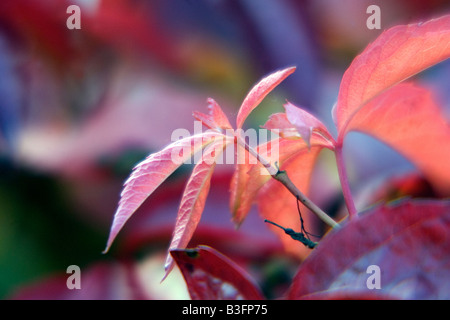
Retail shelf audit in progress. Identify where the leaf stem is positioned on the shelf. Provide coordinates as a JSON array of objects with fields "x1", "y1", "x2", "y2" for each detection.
[
  {"x1": 237, "y1": 137, "x2": 340, "y2": 230},
  {"x1": 273, "y1": 170, "x2": 340, "y2": 229},
  {"x1": 335, "y1": 143, "x2": 357, "y2": 219}
]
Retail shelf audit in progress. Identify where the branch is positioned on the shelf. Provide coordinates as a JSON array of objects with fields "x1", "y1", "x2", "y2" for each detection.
[
  {"x1": 335, "y1": 144, "x2": 357, "y2": 219},
  {"x1": 273, "y1": 170, "x2": 340, "y2": 229},
  {"x1": 237, "y1": 137, "x2": 340, "y2": 230}
]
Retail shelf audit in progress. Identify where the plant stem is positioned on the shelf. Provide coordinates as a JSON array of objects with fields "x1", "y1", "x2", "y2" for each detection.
[
  {"x1": 335, "y1": 143, "x2": 357, "y2": 219},
  {"x1": 237, "y1": 137, "x2": 340, "y2": 230},
  {"x1": 273, "y1": 170, "x2": 340, "y2": 229}
]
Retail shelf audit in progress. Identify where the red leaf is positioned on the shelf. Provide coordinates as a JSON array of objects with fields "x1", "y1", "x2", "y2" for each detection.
[
  {"x1": 236, "y1": 67, "x2": 296, "y2": 129},
  {"x1": 170, "y1": 245, "x2": 264, "y2": 300},
  {"x1": 163, "y1": 140, "x2": 230, "y2": 279},
  {"x1": 229, "y1": 144, "x2": 258, "y2": 225},
  {"x1": 230, "y1": 137, "x2": 332, "y2": 226},
  {"x1": 342, "y1": 83, "x2": 450, "y2": 193},
  {"x1": 193, "y1": 98, "x2": 233, "y2": 131},
  {"x1": 335, "y1": 14, "x2": 450, "y2": 132},
  {"x1": 262, "y1": 113, "x2": 299, "y2": 139},
  {"x1": 284, "y1": 101, "x2": 334, "y2": 148},
  {"x1": 286, "y1": 200, "x2": 450, "y2": 299},
  {"x1": 104, "y1": 132, "x2": 225, "y2": 253},
  {"x1": 230, "y1": 139, "x2": 298, "y2": 225},
  {"x1": 257, "y1": 145, "x2": 324, "y2": 258}
]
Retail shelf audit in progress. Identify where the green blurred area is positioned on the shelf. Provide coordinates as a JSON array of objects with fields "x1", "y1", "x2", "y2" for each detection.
[{"x1": 0, "y1": 159, "x2": 107, "y2": 298}]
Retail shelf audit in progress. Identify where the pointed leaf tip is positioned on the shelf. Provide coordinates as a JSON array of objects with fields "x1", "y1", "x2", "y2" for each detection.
[
  {"x1": 104, "y1": 132, "x2": 224, "y2": 253},
  {"x1": 283, "y1": 101, "x2": 334, "y2": 148},
  {"x1": 236, "y1": 66, "x2": 296, "y2": 129},
  {"x1": 193, "y1": 98, "x2": 232, "y2": 131},
  {"x1": 163, "y1": 139, "x2": 229, "y2": 280}
]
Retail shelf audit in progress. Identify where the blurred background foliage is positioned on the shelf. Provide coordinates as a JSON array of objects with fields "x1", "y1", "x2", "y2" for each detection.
[{"x1": 0, "y1": 0, "x2": 449, "y2": 299}]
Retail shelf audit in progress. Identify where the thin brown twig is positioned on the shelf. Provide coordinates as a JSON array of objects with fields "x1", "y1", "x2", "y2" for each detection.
[{"x1": 237, "y1": 137, "x2": 340, "y2": 230}]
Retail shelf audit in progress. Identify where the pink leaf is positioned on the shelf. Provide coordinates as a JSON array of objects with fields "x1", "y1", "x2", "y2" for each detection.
[
  {"x1": 284, "y1": 101, "x2": 334, "y2": 148},
  {"x1": 103, "y1": 132, "x2": 225, "y2": 253},
  {"x1": 236, "y1": 66, "x2": 296, "y2": 129},
  {"x1": 192, "y1": 98, "x2": 232, "y2": 131},
  {"x1": 335, "y1": 14, "x2": 450, "y2": 132},
  {"x1": 257, "y1": 145, "x2": 324, "y2": 258},
  {"x1": 170, "y1": 245, "x2": 264, "y2": 300},
  {"x1": 163, "y1": 140, "x2": 230, "y2": 279},
  {"x1": 230, "y1": 137, "x2": 332, "y2": 226},
  {"x1": 262, "y1": 112, "x2": 297, "y2": 138},
  {"x1": 342, "y1": 83, "x2": 450, "y2": 193},
  {"x1": 286, "y1": 200, "x2": 450, "y2": 300}
]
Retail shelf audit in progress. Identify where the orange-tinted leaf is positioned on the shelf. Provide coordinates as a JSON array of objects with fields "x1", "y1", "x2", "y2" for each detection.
[
  {"x1": 236, "y1": 67, "x2": 296, "y2": 129},
  {"x1": 170, "y1": 245, "x2": 264, "y2": 300},
  {"x1": 229, "y1": 145, "x2": 257, "y2": 226},
  {"x1": 163, "y1": 140, "x2": 229, "y2": 279},
  {"x1": 192, "y1": 98, "x2": 232, "y2": 131},
  {"x1": 287, "y1": 200, "x2": 450, "y2": 299},
  {"x1": 284, "y1": 101, "x2": 334, "y2": 148},
  {"x1": 262, "y1": 112, "x2": 299, "y2": 139},
  {"x1": 258, "y1": 145, "x2": 323, "y2": 258},
  {"x1": 335, "y1": 14, "x2": 450, "y2": 132},
  {"x1": 231, "y1": 137, "x2": 332, "y2": 226},
  {"x1": 230, "y1": 139, "x2": 291, "y2": 225},
  {"x1": 104, "y1": 132, "x2": 225, "y2": 253},
  {"x1": 342, "y1": 83, "x2": 450, "y2": 193}
]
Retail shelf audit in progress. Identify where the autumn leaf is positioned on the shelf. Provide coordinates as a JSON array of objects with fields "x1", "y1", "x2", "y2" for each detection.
[
  {"x1": 335, "y1": 14, "x2": 450, "y2": 132},
  {"x1": 170, "y1": 245, "x2": 264, "y2": 300},
  {"x1": 262, "y1": 112, "x2": 299, "y2": 140},
  {"x1": 283, "y1": 101, "x2": 334, "y2": 149},
  {"x1": 235, "y1": 66, "x2": 296, "y2": 129},
  {"x1": 261, "y1": 15, "x2": 450, "y2": 219},
  {"x1": 341, "y1": 83, "x2": 450, "y2": 193},
  {"x1": 231, "y1": 136, "x2": 333, "y2": 227},
  {"x1": 229, "y1": 145, "x2": 258, "y2": 225},
  {"x1": 286, "y1": 200, "x2": 450, "y2": 300},
  {"x1": 163, "y1": 140, "x2": 230, "y2": 280},
  {"x1": 103, "y1": 132, "x2": 225, "y2": 253},
  {"x1": 192, "y1": 98, "x2": 233, "y2": 132},
  {"x1": 105, "y1": 67, "x2": 297, "y2": 276},
  {"x1": 257, "y1": 144, "x2": 324, "y2": 258},
  {"x1": 229, "y1": 66, "x2": 298, "y2": 224}
]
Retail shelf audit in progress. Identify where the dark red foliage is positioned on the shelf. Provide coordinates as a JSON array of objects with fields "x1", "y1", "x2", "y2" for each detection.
[
  {"x1": 171, "y1": 246, "x2": 264, "y2": 300},
  {"x1": 286, "y1": 200, "x2": 450, "y2": 300}
]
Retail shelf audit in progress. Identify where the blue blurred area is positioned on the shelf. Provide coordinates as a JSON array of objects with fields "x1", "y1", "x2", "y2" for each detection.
[{"x1": 0, "y1": 34, "x2": 23, "y2": 152}]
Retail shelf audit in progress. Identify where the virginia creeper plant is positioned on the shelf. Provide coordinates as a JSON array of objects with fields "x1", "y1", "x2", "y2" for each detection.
[{"x1": 105, "y1": 15, "x2": 450, "y2": 299}]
